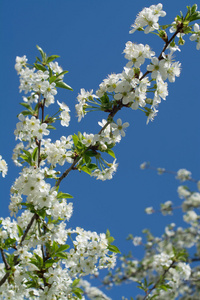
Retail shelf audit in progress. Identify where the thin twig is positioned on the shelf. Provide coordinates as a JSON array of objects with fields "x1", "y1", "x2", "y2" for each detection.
[{"x1": 0, "y1": 248, "x2": 10, "y2": 270}]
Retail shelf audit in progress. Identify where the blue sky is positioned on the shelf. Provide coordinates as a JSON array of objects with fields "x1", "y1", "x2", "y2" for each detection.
[{"x1": 0, "y1": 0, "x2": 200, "y2": 298}]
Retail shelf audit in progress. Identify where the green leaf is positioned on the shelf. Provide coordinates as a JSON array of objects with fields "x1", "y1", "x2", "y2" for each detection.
[
  {"x1": 45, "y1": 259, "x2": 56, "y2": 268},
  {"x1": 189, "y1": 12, "x2": 200, "y2": 22},
  {"x1": 34, "y1": 63, "x2": 47, "y2": 72},
  {"x1": 22, "y1": 149, "x2": 32, "y2": 158},
  {"x1": 17, "y1": 225, "x2": 23, "y2": 237},
  {"x1": 36, "y1": 45, "x2": 46, "y2": 61},
  {"x1": 78, "y1": 131, "x2": 83, "y2": 140},
  {"x1": 5, "y1": 254, "x2": 15, "y2": 267},
  {"x1": 20, "y1": 102, "x2": 33, "y2": 111},
  {"x1": 20, "y1": 155, "x2": 32, "y2": 165},
  {"x1": 87, "y1": 163, "x2": 97, "y2": 171},
  {"x1": 191, "y1": 4, "x2": 197, "y2": 14},
  {"x1": 47, "y1": 125, "x2": 56, "y2": 130},
  {"x1": 48, "y1": 66, "x2": 53, "y2": 77},
  {"x1": 52, "y1": 241, "x2": 59, "y2": 253},
  {"x1": 56, "y1": 81, "x2": 73, "y2": 91},
  {"x1": 108, "y1": 245, "x2": 121, "y2": 254},
  {"x1": 46, "y1": 55, "x2": 60, "y2": 64},
  {"x1": 30, "y1": 254, "x2": 43, "y2": 268},
  {"x1": 19, "y1": 110, "x2": 33, "y2": 116},
  {"x1": 106, "y1": 229, "x2": 111, "y2": 238},
  {"x1": 56, "y1": 252, "x2": 68, "y2": 259},
  {"x1": 85, "y1": 149, "x2": 97, "y2": 157},
  {"x1": 72, "y1": 278, "x2": 80, "y2": 287},
  {"x1": 84, "y1": 154, "x2": 91, "y2": 166},
  {"x1": 32, "y1": 147, "x2": 38, "y2": 162},
  {"x1": 73, "y1": 134, "x2": 79, "y2": 147},
  {"x1": 56, "y1": 70, "x2": 68, "y2": 77},
  {"x1": 106, "y1": 149, "x2": 115, "y2": 158},
  {"x1": 73, "y1": 288, "x2": 83, "y2": 299},
  {"x1": 107, "y1": 236, "x2": 115, "y2": 244},
  {"x1": 57, "y1": 244, "x2": 70, "y2": 252},
  {"x1": 159, "y1": 284, "x2": 169, "y2": 291},
  {"x1": 57, "y1": 192, "x2": 73, "y2": 199},
  {"x1": 81, "y1": 166, "x2": 92, "y2": 175},
  {"x1": 49, "y1": 75, "x2": 57, "y2": 84},
  {"x1": 4, "y1": 238, "x2": 16, "y2": 248},
  {"x1": 30, "y1": 258, "x2": 41, "y2": 269},
  {"x1": 36, "y1": 56, "x2": 41, "y2": 62},
  {"x1": 37, "y1": 209, "x2": 46, "y2": 219}
]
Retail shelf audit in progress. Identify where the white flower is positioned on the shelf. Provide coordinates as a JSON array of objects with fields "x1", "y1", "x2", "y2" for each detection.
[
  {"x1": 133, "y1": 236, "x2": 142, "y2": 246},
  {"x1": 190, "y1": 23, "x2": 200, "y2": 50},
  {"x1": 166, "y1": 61, "x2": 181, "y2": 82},
  {"x1": 176, "y1": 262, "x2": 191, "y2": 280},
  {"x1": 153, "y1": 252, "x2": 174, "y2": 268},
  {"x1": 111, "y1": 118, "x2": 129, "y2": 137},
  {"x1": 123, "y1": 42, "x2": 155, "y2": 68},
  {"x1": 114, "y1": 80, "x2": 133, "y2": 104},
  {"x1": 91, "y1": 159, "x2": 118, "y2": 181},
  {"x1": 129, "y1": 3, "x2": 166, "y2": 34},
  {"x1": 147, "y1": 57, "x2": 167, "y2": 80},
  {"x1": 34, "y1": 122, "x2": 50, "y2": 140},
  {"x1": 188, "y1": 192, "x2": 200, "y2": 207},
  {"x1": 145, "y1": 207, "x2": 154, "y2": 214},
  {"x1": 0, "y1": 155, "x2": 8, "y2": 177},
  {"x1": 140, "y1": 162, "x2": 148, "y2": 169},
  {"x1": 176, "y1": 169, "x2": 191, "y2": 181},
  {"x1": 15, "y1": 55, "x2": 28, "y2": 73},
  {"x1": 177, "y1": 185, "x2": 191, "y2": 199},
  {"x1": 57, "y1": 100, "x2": 71, "y2": 127},
  {"x1": 146, "y1": 107, "x2": 158, "y2": 124},
  {"x1": 82, "y1": 133, "x2": 95, "y2": 147},
  {"x1": 154, "y1": 76, "x2": 168, "y2": 102},
  {"x1": 49, "y1": 61, "x2": 63, "y2": 75},
  {"x1": 183, "y1": 210, "x2": 198, "y2": 224}
]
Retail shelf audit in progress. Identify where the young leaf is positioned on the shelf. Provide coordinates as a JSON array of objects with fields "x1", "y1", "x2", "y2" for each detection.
[
  {"x1": 108, "y1": 245, "x2": 121, "y2": 254},
  {"x1": 47, "y1": 125, "x2": 56, "y2": 130},
  {"x1": 56, "y1": 252, "x2": 68, "y2": 259},
  {"x1": 106, "y1": 149, "x2": 115, "y2": 158},
  {"x1": 56, "y1": 81, "x2": 73, "y2": 91},
  {"x1": 57, "y1": 244, "x2": 70, "y2": 252},
  {"x1": 49, "y1": 75, "x2": 57, "y2": 84},
  {"x1": 20, "y1": 102, "x2": 33, "y2": 111},
  {"x1": 72, "y1": 134, "x2": 79, "y2": 147},
  {"x1": 36, "y1": 45, "x2": 46, "y2": 61},
  {"x1": 72, "y1": 278, "x2": 80, "y2": 287},
  {"x1": 19, "y1": 110, "x2": 33, "y2": 116},
  {"x1": 46, "y1": 55, "x2": 60, "y2": 64},
  {"x1": 45, "y1": 259, "x2": 56, "y2": 269},
  {"x1": 80, "y1": 166, "x2": 92, "y2": 175},
  {"x1": 56, "y1": 70, "x2": 68, "y2": 77},
  {"x1": 17, "y1": 225, "x2": 23, "y2": 237},
  {"x1": 57, "y1": 192, "x2": 73, "y2": 199},
  {"x1": 32, "y1": 147, "x2": 38, "y2": 162},
  {"x1": 34, "y1": 63, "x2": 47, "y2": 72}
]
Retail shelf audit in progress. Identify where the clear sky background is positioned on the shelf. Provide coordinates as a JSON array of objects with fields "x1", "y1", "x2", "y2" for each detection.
[{"x1": 0, "y1": 0, "x2": 200, "y2": 298}]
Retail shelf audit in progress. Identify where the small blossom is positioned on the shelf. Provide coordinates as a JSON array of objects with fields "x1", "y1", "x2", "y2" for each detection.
[
  {"x1": 111, "y1": 119, "x2": 129, "y2": 137},
  {"x1": 176, "y1": 169, "x2": 191, "y2": 182},
  {"x1": 57, "y1": 100, "x2": 71, "y2": 127},
  {"x1": 133, "y1": 236, "x2": 142, "y2": 246},
  {"x1": 0, "y1": 155, "x2": 8, "y2": 177}
]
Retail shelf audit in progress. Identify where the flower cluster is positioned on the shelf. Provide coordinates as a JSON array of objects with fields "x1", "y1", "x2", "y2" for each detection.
[
  {"x1": 0, "y1": 46, "x2": 121, "y2": 299},
  {"x1": 0, "y1": 3, "x2": 200, "y2": 299},
  {"x1": 129, "y1": 3, "x2": 166, "y2": 34}
]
